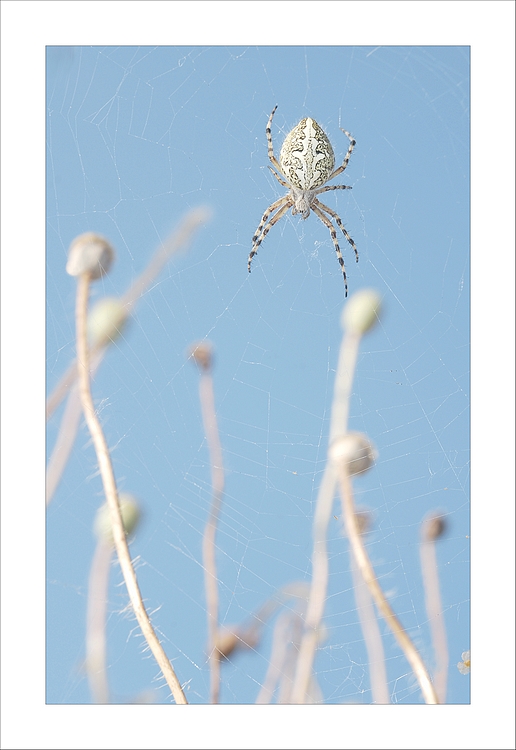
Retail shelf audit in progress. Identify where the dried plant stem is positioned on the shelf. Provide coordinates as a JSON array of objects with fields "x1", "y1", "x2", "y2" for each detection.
[
  {"x1": 291, "y1": 331, "x2": 361, "y2": 704},
  {"x1": 276, "y1": 613, "x2": 304, "y2": 704},
  {"x1": 46, "y1": 350, "x2": 104, "y2": 505},
  {"x1": 46, "y1": 379, "x2": 83, "y2": 504},
  {"x1": 289, "y1": 464, "x2": 336, "y2": 703},
  {"x1": 350, "y1": 547, "x2": 390, "y2": 703},
  {"x1": 198, "y1": 368, "x2": 225, "y2": 704},
  {"x1": 420, "y1": 523, "x2": 448, "y2": 702},
  {"x1": 47, "y1": 209, "x2": 212, "y2": 505},
  {"x1": 120, "y1": 206, "x2": 211, "y2": 311},
  {"x1": 256, "y1": 611, "x2": 292, "y2": 704},
  {"x1": 337, "y1": 465, "x2": 439, "y2": 705},
  {"x1": 47, "y1": 207, "x2": 211, "y2": 421},
  {"x1": 46, "y1": 344, "x2": 106, "y2": 422},
  {"x1": 75, "y1": 273, "x2": 187, "y2": 705},
  {"x1": 328, "y1": 331, "x2": 361, "y2": 442},
  {"x1": 86, "y1": 538, "x2": 112, "y2": 703}
]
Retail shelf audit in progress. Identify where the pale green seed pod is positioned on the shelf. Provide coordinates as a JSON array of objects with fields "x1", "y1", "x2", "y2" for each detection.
[
  {"x1": 87, "y1": 297, "x2": 128, "y2": 347},
  {"x1": 66, "y1": 232, "x2": 115, "y2": 280},
  {"x1": 342, "y1": 289, "x2": 382, "y2": 335},
  {"x1": 94, "y1": 493, "x2": 141, "y2": 545}
]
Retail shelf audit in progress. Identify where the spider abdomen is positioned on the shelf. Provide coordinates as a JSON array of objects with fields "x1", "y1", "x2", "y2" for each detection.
[{"x1": 279, "y1": 117, "x2": 335, "y2": 191}]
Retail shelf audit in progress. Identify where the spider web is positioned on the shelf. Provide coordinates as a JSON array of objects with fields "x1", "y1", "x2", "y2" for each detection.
[{"x1": 45, "y1": 44, "x2": 472, "y2": 709}]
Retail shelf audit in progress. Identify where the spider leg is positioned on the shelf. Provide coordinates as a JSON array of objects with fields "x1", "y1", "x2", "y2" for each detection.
[
  {"x1": 248, "y1": 198, "x2": 291, "y2": 272},
  {"x1": 311, "y1": 203, "x2": 350, "y2": 297},
  {"x1": 268, "y1": 165, "x2": 289, "y2": 188},
  {"x1": 315, "y1": 198, "x2": 359, "y2": 264},
  {"x1": 315, "y1": 184, "x2": 352, "y2": 195},
  {"x1": 326, "y1": 130, "x2": 356, "y2": 182},
  {"x1": 266, "y1": 106, "x2": 282, "y2": 174}
]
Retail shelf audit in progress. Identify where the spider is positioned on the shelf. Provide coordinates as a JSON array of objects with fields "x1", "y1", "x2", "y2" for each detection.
[{"x1": 248, "y1": 106, "x2": 358, "y2": 296}]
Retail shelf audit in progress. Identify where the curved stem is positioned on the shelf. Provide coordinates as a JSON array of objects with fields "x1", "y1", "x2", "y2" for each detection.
[
  {"x1": 47, "y1": 207, "x2": 211, "y2": 421},
  {"x1": 420, "y1": 520, "x2": 448, "y2": 702},
  {"x1": 350, "y1": 539, "x2": 390, "y2": 703},
  {"x1": 86, "y1": 539, "x2": 112, "y2": 703},
  {"x1": 291, "y1": 331, "x2": 360, "y2": 703},
  {"x1": 199, "y1": 369, "x2": 224, "y2": 704},
  {"x1": 337, "y1": 465, "x2": 439, "y2": 705},
  {"x1": 76, "y1": 272, "x2": 187, "y2": 705}
]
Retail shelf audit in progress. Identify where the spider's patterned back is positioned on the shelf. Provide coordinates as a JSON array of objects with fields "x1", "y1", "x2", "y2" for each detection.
[{"x1": 279, "y1": 118, "x2": 335, "y2": 192}]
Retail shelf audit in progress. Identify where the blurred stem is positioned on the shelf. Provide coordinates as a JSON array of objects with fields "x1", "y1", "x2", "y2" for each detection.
[
  {"x1": 328, "y1": 331, "x2": 361, "y2": 442},
  {"x1": 46, "y1": 351, "x2": 103, "y2": 505},
  {"x1": 46, "y1": 379, "x2": 83, "y2": 504},
  {"x1": 198, "y1": 365, "x2": 225, "y2": 704},
  {"x1": 337, "y1": 464, "x2": 439, "y2": 705},
  {"x1": 350, "y1": 539, "x2": 390, "y2": 704},
  {"x1": 47, "y1": 207, "x2": 211, "y2": 421},
  {"x1": 45, "y1": 343, "x2": 106, "y2": 422},
  {"x1": 256, "y1": 611, "x2": 291, "y2": 704},
  {"x1": 420, "y1": 519, "x2": 448, "y2": 703},
  {"x1": 277, "y1": 612, "x2": 303, "y2": 704},
  {"x1": 291, "y1": 331, "x2": 361, "y2": 704},
  {"x1": 75, "y1": 272, "x2": 187, "y2": 705},
  {"x1": 86, "y1": 539, "x2": 113, "y2": 703},
  {"x1": 46, "y1": 209, "x2": 212, "y2": 504}
]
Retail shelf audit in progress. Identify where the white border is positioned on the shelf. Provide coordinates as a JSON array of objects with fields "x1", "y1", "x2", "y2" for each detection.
[{"x1": 2, "y1": 2, "x2": 514, "y2": 748}]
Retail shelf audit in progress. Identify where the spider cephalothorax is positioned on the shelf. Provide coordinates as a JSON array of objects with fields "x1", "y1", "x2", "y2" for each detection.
[{"x1": 248, "y1": 106, "x2": 358, "y2": 296}]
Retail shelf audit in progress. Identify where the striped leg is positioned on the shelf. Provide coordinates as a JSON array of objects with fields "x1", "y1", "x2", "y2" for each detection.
[
  {"x1": 312, "y1": 203, "x2": 349, "y2": 296},
  {"x1": 248, "y1": 199, "x2": 291, "y2": 272},
  {"x1": 327, "y1": 130, "x2": 356, "y2": 181},
  {"x1": 266, "y1": 106, "x2": 281, "y2": 173},
  {"x1": 315, "y1": 198, "x2": 359, "y2": 264}
]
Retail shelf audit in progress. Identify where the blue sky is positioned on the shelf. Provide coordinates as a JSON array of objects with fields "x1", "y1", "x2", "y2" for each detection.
[{"x1": 2, "y1": 2, "x2": 515, "y2": 749}]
